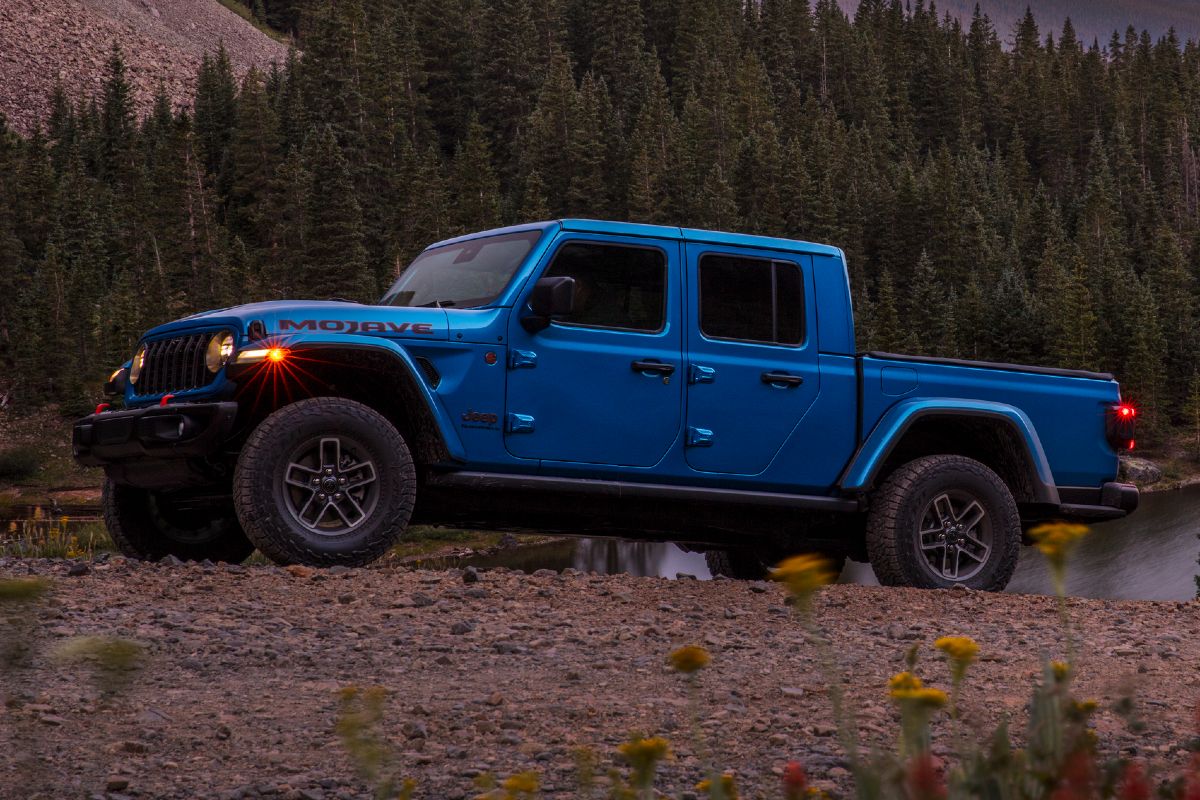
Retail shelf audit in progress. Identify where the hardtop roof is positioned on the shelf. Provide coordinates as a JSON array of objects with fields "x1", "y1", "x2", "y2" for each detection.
[{"x1": 424, "y1": 219, "x2": 845, "y2": 259}]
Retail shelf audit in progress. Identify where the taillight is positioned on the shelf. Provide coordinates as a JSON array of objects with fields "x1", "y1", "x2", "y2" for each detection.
[{"x1": 1107, "y1": 404, "x2": 1136, "y2": 451}]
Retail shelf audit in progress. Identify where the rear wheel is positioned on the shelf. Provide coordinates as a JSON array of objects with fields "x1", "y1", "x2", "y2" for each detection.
[
  {"x1": 865, "y1": 455, "x2": 1020, "y2": 590},
  {"x1": 233, "y1": 397, "x2": 416, "y2": 566},
  {"x1": 102, "y1": 480, "x2": 254, "y2": 563}
]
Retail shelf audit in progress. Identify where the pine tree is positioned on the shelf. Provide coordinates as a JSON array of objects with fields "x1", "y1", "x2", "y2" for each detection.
[
  {"x1": 1122, "y1": 277, "x2": 1168, "y2": 439},
  {"x1": 226, "y1": 69, "x2": 283, "y2": 258},
  {"x1": 99, "y1": 45, "x2": 136, "y2": 187},
  {"x1": 450, "y1": 114, "x2": 501, "y2": 232},
  {"x1": 193, "y1": 44, "x2": 238, "y2": 183},
  {"x1": 871, "y1": 268, "x2": 902, "y2": 352},
  {"x1": 297, "y1": 128, "x2": 373, "y2": 302},
  {"x1": 1183, "y1": 370, "x2": 1200, "y2": 457}
]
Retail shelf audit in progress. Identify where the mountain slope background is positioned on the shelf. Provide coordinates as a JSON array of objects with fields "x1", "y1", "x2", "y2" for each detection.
[
  {"x1": 0, "y1": 0, "x2": 287, "y2": 135},
  {"x1": 837, "y1": 0, "x2": 1200, "y2": 44}
]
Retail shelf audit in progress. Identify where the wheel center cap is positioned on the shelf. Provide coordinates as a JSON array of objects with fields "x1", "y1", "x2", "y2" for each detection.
[{"x1": 321, "y1": 476, "x2": 339, "y2": 493}]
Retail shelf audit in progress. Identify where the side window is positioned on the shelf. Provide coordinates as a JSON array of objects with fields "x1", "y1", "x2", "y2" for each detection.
[
  {"x1": 699, "y1": 254, "x2": 805, "y2": 345},
  {"x1": 542, "y1": 242, "x2": 667, "y2": 332}
]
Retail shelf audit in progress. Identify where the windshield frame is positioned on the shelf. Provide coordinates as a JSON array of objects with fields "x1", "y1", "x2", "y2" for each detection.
[{"x1": 380, "y1": 225, "x2": 551, "y2": 309}]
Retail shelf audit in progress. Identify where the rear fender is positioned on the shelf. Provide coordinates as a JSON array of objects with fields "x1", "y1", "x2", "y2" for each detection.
[{"x1": 839, "y1": 398, "x2": 1059, "y2": 505}]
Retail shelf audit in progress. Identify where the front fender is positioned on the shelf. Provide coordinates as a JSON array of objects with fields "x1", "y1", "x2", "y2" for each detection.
[
  {"x1": 258, "y1": 333, "x2": 467, "y2": 463},
  {"x1": 839, "y1": 398, "x2": 1059, "y2": 505}
]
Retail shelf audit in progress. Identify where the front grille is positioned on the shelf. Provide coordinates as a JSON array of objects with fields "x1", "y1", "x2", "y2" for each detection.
[{"x1": 134, "y1": 333, "x2": 217, "y2": 396}]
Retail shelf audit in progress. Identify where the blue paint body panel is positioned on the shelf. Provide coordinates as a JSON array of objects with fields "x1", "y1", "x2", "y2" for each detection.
[{"x1": 117, "y1": 219, "x2": 1128, "y2": 510}]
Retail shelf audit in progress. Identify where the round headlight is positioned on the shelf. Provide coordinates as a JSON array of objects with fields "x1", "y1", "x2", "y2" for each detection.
[
  {"x1": 129, "y1": 345, "x2": 146, "y2": 384},
  {"x1": 206, "y1": 331, "x2": 236, "y2": 373}
]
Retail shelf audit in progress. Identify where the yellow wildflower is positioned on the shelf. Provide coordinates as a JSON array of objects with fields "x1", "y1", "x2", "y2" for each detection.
[
  {"x1": 668, "y1": 645, "x2": 711, "y2": 674},
  {"x1": 890, "y1": 687, "x2": 949, "y2": 709},
  {"x1": 618, "y1": 736, "x2": 671, "y2": 766},
  {"x1": 1028, "y1": 522, "x2": 1089, "y2": 571},
  {"x1": 696, "y1": 773, "x2": 739, "y2": 799},
  {"x1": 934, "y1": 636, "x2": 979, "y2": 664},
  {"x1": 935, "y1": 635, "x2": 979, "y2": 683},
  {"x1": 770, "y1": 554, "x2": 837, "y2": 600},
  {"x1": 1049, "y1": 660, "x2": 1071, "y2": 682},
  {"x1": 888, "y1": 671, "x2": 924, "y2": 693},
  {"x1": 500, "y1": 771, "x2": 539, "y2": 794},
  {"x1": 618, "y1": 736, "x2": 671, "y2": 788}
]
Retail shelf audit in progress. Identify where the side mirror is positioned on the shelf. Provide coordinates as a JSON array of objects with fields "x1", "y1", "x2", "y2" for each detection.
[{"x1": 522, "y1": 276, "x2": 575, "y2": 333}]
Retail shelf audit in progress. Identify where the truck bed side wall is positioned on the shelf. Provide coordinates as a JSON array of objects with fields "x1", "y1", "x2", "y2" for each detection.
[{"x1": 857, "y1": 356, "x2": 1121, "y2": 489}]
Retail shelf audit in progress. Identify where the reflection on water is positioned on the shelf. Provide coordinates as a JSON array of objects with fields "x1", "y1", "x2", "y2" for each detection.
[
  {"x1": 468, "y1": 537, "x2": 712, "y2": 579},
  {"x1": 468, "y1": 485, "x2": 1200, "y2": 601}
]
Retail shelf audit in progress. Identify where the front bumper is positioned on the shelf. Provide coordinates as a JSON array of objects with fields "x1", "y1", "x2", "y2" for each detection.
[
  {"x1": 73, "y1": 402, "x2": 238, "y2": 467},
  {"x1": 1056, "y1": 481, "x2": 1140, "y2": 522}
]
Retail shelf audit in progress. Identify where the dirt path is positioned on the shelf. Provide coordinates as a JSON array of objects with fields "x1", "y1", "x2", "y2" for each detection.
[{"x1": 1, "y1": 558, "x2": 1197, "y2": 800}]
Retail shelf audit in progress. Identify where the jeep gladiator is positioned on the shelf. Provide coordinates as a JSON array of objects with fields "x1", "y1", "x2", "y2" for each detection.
[{"x1": 73, "y1": 220, "x2": 1139, "y2": 590}]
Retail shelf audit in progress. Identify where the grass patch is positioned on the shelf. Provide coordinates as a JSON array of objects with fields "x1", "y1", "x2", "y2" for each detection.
[
  {"x1": 1, "y1": 515, "x2": 112, "y2": 559},
  {"x1": 389, "y1": 527, "x2": 514, "y2": 560},
  {"x1": 0, "y1": 446, "x2": 42, "y2": 482},
  {"x1": 215, "y1": 0, "x2": 293, "y2": 45}
]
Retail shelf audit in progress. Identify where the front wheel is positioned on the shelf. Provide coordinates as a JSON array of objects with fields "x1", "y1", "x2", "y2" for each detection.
[
  {"x1": 865, "y1": 455, "x2": 1021, "y2": 590},
  {"x1": 233, "y1": 397, "x2": 416, "y2": 567},
  {"x1": 102, "y1": 480, "x2": 255, "y2": 563}
]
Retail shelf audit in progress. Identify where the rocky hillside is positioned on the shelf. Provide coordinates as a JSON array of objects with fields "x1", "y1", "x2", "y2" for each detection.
[{"x1": 0, "y1": 0, "x2": 288, "y2": 135}]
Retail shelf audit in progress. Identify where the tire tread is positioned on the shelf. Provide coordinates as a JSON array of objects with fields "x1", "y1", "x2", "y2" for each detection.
[
  {"x1": 233, "y1": 397, "x2": 415, "y2": 567},
  {"x1": 865, "y1": 455, "x2": 1020, "y2": 591}
]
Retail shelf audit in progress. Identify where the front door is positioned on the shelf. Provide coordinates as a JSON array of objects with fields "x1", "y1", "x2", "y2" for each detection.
[
  {"x1": 684, "y1": 243, "x2": 821, "y2": 475},
  {"x1": 504, "y1": 234, "x2": 683, "y2": 467}
]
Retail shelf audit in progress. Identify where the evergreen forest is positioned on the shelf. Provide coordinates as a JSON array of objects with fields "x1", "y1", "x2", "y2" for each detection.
[{"x1": 2, "y1": 0, "x2": 1200, "y2": 441}]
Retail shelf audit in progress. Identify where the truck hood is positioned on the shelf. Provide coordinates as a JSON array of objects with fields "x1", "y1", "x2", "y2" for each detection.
[{"x1": 142, "y1": 301, "x2": 450, "y2": 341}]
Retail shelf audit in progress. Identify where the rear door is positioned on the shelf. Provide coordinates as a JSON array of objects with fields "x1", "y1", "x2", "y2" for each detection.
[
  {"x1": 504, "y1": 233, "x2": 683, "y2": 466},
  {"x1": 683, "y1": 243, "x2": 820, "y2": 475}
]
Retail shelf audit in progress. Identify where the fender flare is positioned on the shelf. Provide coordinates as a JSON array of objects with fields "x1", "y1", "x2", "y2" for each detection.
[
  {"x1": 838, "y1": 399, "x2": 1060, "y2": 505},
  {"x1": 265, "y1": 334, "x2": 467, "y2": 463}
]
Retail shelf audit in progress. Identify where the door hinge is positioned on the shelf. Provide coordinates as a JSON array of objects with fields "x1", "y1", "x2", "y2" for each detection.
[
  {"x1": 688, "y1": 364, "x2": 716, "y2": 384},
  {"x1": 508, "y1": 349, "x2": 538, "y2": 369},
  {"x1": 506, "y1": 413, "x2": 535, "y2": 434},
  {"x1": 686, "y1": 426, "x2": 714, "y2": 447}
]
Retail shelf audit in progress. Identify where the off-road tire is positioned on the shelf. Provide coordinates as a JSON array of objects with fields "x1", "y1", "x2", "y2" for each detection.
[
  {"x1": 865, "y1": 455, "x2": 1020, "y2": 591},
  {"x1": 233, "y1": 397, "x2": 415, "y2": 567},
  {"x1": 102, "y1": 479, "x2": 255, "y2": 563},
  {"x1": 705, "y1": 547, "x2": 847, "y2": 581}
]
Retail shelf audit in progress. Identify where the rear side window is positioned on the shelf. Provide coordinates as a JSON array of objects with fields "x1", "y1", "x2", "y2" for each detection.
[
  {"x1": 699, "y1": 255, "x2": 805, "y2": 345},
  {"x1": 542, "y1": 242, "x2": 667, "y2": 332}
]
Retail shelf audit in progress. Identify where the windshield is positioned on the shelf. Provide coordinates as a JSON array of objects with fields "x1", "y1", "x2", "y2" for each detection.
[{"x1": 381, "y1": 229, "x2": 544, "y2": 308}]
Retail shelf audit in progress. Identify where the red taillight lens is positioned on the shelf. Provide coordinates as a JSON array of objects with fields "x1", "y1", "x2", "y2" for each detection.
[{"x1": 1107, "y1": 404, "x2": 1136, "y2": 452}]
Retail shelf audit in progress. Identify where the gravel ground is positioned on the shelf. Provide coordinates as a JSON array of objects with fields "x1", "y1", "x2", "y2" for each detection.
[{"x1": 1, "y1": 557, "x2": 1197, "y2": 800}]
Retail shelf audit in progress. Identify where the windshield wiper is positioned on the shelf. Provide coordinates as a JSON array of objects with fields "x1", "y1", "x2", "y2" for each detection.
[{"x1": 417, "y1": 300, "x2": 458, "y2": 308}]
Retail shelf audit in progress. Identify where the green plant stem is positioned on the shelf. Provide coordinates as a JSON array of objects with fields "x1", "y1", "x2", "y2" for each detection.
[
  {"x1": 686, "y1": 677, "x2": 725, "y2": 800},
  {"x1": 1053, "y1": 573, "x2": 1075, "y2": 667},
  {"x1": 800, "y1": 605, "x2": 861, "y2": 778}
]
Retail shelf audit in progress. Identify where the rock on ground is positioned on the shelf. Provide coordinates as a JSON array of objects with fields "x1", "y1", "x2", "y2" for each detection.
[{"x1": 0, "y1": 557, "x2": 1196, "y2": 799}]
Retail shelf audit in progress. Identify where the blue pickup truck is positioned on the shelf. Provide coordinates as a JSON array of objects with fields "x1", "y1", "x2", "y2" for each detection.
[{"x1": 73, "y1": 220, "x2": 1139, "y2": 590}]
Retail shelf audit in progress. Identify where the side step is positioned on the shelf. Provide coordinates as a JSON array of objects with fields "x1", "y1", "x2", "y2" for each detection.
[{"x1": 424, "y1": 471, "x2": 862, "y2": 513}]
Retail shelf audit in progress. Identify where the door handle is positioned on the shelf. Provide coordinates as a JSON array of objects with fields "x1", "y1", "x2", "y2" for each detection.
[
  {"x1": 761, "y1": 371, "x2": 804, "y2": 387},
  {"x1": 631, "y1": 360, "x2": 676, "y2": 376}
]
